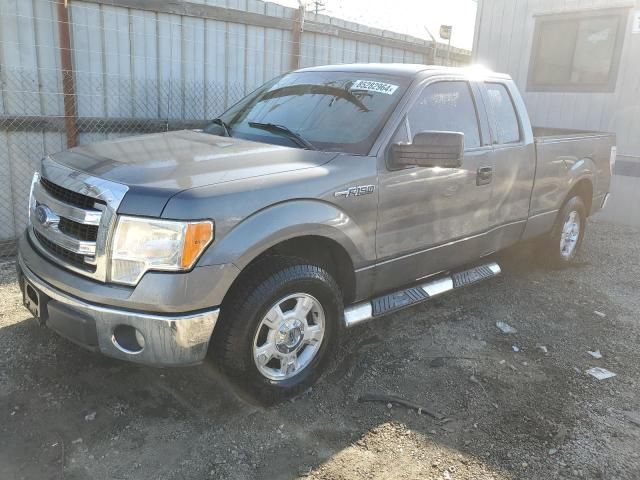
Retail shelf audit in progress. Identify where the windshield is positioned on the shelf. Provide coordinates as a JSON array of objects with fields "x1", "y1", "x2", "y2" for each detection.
[{"x1": 205, "y1": 71, "x2": 410, "y2": 154}]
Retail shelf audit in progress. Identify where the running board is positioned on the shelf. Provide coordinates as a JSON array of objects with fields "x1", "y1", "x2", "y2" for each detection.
[{"x1": 344, "y1": 262, "x2": 501, "y2": 328}]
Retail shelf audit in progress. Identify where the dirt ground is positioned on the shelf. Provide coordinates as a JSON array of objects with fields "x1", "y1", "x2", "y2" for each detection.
[{"x1": 1, "y1": 219, "x2": 639, "y2": 480}]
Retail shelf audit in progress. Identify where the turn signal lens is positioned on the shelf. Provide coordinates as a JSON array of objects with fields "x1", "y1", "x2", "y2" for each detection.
[{"x1": 182, "y1": 221, "x2": 214, "y2": 268}]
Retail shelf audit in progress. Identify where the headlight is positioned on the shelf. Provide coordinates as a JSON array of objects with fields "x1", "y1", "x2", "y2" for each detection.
[{"x1": 110, "y1": 216, "x2": 214, "y2": 285}]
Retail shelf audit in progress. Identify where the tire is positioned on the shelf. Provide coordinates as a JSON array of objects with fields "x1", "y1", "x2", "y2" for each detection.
[
  {"x1": 539, "y1": 196, "x2": 587, "y2": 265},
  {"x1": 211, "y1": 256, "x2": 344, "y2": 402}
]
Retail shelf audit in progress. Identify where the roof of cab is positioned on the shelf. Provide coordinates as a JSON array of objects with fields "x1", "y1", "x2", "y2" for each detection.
[{"x1": 295, "y1": 63, "x2": 512, "y2": 81}]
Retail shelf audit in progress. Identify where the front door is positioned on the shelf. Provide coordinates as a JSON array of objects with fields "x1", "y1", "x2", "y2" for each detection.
[{"x1": 374, "y1": 79, "x2": 494, "y2": 293}]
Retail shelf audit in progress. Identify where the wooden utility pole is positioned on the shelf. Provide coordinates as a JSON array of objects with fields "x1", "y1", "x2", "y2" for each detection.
[
  {"x1": 290, "y1": 6, "x2": 304, "y2": 71},
  {"x1": 56, "y1": 0, "x2": 78, "y2": 147}
]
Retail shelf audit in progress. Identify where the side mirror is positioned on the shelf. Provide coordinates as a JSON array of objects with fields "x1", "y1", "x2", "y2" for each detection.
[{"x1": 391, "y1": 131, "x2": 464, "y2": 168}]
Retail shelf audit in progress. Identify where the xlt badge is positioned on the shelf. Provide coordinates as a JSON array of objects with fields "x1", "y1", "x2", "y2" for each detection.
[{"x1": 334, "y1": 185, "x2": 375, "y2": 198}]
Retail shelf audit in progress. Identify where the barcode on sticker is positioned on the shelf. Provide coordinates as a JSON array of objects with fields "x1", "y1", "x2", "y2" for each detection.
[{"x1": 351, "y1": 80, "x2": 399, "y2": 95}]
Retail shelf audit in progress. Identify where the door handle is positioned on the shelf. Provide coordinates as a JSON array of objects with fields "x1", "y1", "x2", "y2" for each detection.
[{"x1": 476, "y1": 166, "x2": 493, "y2": 186}]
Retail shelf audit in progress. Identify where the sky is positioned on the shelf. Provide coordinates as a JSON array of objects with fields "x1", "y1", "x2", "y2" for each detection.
[{"x1": 271, "y1": 0, "x2": 478, "y2": 50}]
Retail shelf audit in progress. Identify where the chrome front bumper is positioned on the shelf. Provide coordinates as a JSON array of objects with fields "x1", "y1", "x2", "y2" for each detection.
[{"x1": 18, "y1": 255, "x2": 219, "y2": 367}]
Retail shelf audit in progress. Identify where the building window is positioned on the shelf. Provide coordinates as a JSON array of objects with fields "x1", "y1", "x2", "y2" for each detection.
[{"x1": 527, "y1": 9, "x2": 628, "y2": 93}]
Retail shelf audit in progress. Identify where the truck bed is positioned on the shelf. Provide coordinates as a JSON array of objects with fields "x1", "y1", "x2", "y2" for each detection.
[
  {"x1": 533, "y1": 126, "x2": 614, "y2": 143},
  {"x1": 530, "y1": 127, "x2": 615, "y2": 220}
]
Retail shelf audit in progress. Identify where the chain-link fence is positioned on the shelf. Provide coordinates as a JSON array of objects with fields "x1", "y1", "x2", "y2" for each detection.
[
  {"x1": 0, "y1": 66, "x2": 246, "y2": 256},
  {"x1": 0, "y1": 0, "x2": 471, "y2": 257}
]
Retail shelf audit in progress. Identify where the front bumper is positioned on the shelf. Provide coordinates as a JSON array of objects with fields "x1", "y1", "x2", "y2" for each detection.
[{"x1": 18, "y1": 255, "x2": 219, "y2": 367}]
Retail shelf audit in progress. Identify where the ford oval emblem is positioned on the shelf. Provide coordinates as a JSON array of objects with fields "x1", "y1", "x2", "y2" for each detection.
[{"x1": 34, "y1": 205, "x2": 58, "y2": 228}]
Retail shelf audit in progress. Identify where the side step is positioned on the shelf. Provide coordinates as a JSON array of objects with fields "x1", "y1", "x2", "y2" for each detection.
[{"x1": 344, "y1": 262, "x2": 501, "y2": 328}]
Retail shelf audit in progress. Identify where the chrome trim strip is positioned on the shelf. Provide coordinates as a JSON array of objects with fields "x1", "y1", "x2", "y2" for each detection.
[
  {"x1": 30, "y1": 156, "x2": 129, "y2": 282},
  {"x1": 31, "y1": 222, "x2": 96, "y2": 256},
  {"x1": 19, "y1": 254, "x2": 218, "y2": 366},
  {"x1": 344, "y1": 302, "x2": 373, "y2": 327},
  {"x1": 33, "y1": 181, "x2": 103, "y2": 225},
  {"x1": 488, "y1": 263, "x2": 502, "y2": 275},
  {"x1": 527, "y1": 209, "x2": 559, "y2": 220},
  {"x1": 421, "y1": 277, "x2": 453, "y2": 296}
]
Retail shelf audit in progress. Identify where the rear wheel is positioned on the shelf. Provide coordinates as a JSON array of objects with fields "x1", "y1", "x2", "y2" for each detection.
[
  {"x1": 212, "y1": 256, "x2": 343, "y2": 402},
  {"x1": 540, "y1": 196, "x2": 587, "y2": 265}
]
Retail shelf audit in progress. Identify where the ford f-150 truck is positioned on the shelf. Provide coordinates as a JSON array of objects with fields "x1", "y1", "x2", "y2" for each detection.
[{"x1": 18, "y1": 64, "x2": 615, "y2": 399}]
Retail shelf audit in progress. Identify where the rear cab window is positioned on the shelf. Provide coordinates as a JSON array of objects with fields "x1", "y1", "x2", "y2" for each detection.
[{"x1": 483, "y1": 82, "x2": 522, "y2": 145}]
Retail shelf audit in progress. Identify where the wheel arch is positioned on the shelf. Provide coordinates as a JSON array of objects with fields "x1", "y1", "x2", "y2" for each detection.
[
  {"x1": 566, "y1": 177, "x2": 594, "y2": 216},
  {"x1": 223, "y1": 235, "x2": 356, "y2": 308},
  {"x1": 207, "y1": 200, "x2": 370, "y2": 308}
]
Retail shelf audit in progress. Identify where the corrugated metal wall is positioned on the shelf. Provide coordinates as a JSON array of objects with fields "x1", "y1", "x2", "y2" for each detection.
[
  {"x1": 473, "y1": 0, "x2": 640, "y2": 160},
  {"x1": 0, "y1": 0, "x2": 471, "y2": 253}
]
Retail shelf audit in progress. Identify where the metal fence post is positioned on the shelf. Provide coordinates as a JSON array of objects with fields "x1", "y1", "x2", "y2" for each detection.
[
  {"x1": 290, "y1": 6, "x2": 304, "y2": 71},
  {"x1": 56, "y1": 0, "x2": 78, "y2": 148}
]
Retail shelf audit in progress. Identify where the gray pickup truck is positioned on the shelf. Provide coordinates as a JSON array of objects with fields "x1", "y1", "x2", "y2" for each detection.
[{"x1": 18, "y1": 64, "x2": 615, "y2": 399}]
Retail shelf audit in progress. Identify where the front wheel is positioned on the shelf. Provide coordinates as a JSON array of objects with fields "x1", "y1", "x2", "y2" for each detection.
[
  {"x1": 211, "y1": 257, "x2": 343, "y2": 402},
  {"x1": 540, "y1": 196, "x2": 587, "y2": 265}
]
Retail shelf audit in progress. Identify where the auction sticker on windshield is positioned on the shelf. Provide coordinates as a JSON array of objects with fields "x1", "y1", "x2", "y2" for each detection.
[{"x1": 350, "y1": 80, "x2": 399, "y2": 95}]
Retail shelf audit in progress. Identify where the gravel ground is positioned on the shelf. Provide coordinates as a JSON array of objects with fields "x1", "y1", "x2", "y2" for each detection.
[{"x1": 1, "y1": 219, "x2": 639, "y2": 480}]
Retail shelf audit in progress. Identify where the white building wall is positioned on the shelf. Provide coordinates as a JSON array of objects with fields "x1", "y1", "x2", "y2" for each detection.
[{"x1": 474, "y1": 0, "x2": 640, "y2": 161}]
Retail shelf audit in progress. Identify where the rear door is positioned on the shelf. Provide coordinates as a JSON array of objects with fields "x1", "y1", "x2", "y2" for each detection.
[
  {"x1": 478, "y1": 81, "x2": 536, "y2": 252},
  {"x1": 374, "y1": 78, "x2": 495, "y2": 293}
]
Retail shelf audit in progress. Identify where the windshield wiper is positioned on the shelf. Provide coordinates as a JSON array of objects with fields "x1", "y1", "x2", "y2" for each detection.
[
  {"x1": 248, "y1": 122, "x2": 316, "y2": 150},
  {"x1": 210, "y1": 118, "x2": 232, "y2": 137}
]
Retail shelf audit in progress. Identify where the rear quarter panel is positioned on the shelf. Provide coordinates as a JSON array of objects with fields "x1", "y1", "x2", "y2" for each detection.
[{"x1": 531, "y1": 133, "x2": 614, "y2": 216}]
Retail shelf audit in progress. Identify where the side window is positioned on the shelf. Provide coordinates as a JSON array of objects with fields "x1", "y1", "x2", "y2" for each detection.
[
  {"x1": 407, "y1": 81, "x2": 481, "y2": 149},
  {"x1": 485, "y1": 83, "x2": 521, "y2": 145}
]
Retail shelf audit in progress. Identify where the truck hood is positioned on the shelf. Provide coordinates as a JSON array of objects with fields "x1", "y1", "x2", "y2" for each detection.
[{"x1": 51, "y1": 130, "x2": 339, "y2": 216}]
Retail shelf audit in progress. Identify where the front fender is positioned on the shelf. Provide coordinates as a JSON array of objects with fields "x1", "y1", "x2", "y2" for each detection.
[{"x1": 197, "y1": 199, "x2": 374, "y2": 270}]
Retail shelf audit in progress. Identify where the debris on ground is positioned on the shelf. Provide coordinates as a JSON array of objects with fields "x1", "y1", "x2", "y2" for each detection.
[
  {"x1": 72, "y1": 438, "x2": 83, "y2": 444},
  {"x1": 538, "y1": 346, "x2": 548, "y2": 353},
  {"x1": 358, "y1": 393, "x2": 444, "y2": 420},
  {"x1": 84, "y1": 411, "x2": 96, "y2": 421},
  {"x1": 586, "y1": 367, "x2": 616, "y2": 380},
  {"x1": 496, "y1": 321, "x2": 517, "y2": 334},
  {"x1": 512, "y1": 345, "x2": 520, "y2": 352},
  {"x1": 594, "y1": 311, "x2": 607, "y2": 318},
  {"x1": 588, "y1": 350, "x2": 603, "y2": 359}
]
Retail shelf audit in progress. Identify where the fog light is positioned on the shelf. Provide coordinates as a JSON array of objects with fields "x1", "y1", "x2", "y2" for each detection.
[{"x1": 112, "y1": 325, "x2": 145, "y2": 354}]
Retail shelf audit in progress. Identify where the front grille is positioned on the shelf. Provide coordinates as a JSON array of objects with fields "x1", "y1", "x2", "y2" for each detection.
[
  {"x1": 31, "y1": 158, "x2": 128, "y2": 282},
  {"x1": 58, "y1": 217, "x2": 99, "y2": 241},
  {"x1": 34, "y1": 230, "x2": 96, "y2": 272},
  {"x1": 40, "y1": 177, "x2": 105, "y2": 210}
]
